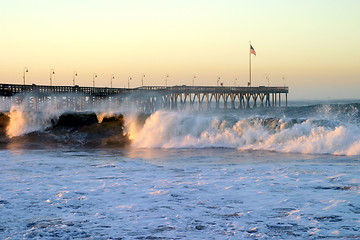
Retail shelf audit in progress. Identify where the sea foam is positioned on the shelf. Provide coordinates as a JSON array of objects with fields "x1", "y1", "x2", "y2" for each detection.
[{"x1": 127, "y1": 110, "x2": 360, "y2": 156}]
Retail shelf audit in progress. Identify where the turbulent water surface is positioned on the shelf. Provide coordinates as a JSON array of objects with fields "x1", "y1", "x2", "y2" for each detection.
[{"x1": 0, "y1": 100, "x2": 359, "y2": 239}]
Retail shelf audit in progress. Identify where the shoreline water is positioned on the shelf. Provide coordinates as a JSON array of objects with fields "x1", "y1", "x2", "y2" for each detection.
[
  {"x1": 1, "y1": 147, "x2": 359, "y2": 239},
  {"x1": 0, "y1": 100, "x2": 359, "y2": 239}
]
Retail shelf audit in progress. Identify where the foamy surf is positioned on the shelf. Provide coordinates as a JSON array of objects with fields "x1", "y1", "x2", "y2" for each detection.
[
  {"x1": 127, "y1": 108, "x2": 360, "y2": 156},
  {"x1": 6, "y1": 104, "x2": 64, "y2": 138},
  {"x1": 1, "y1": 101, "x2": 360, "y2": 155}
]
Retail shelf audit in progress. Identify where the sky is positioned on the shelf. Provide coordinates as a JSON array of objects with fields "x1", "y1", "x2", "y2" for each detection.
[{"x1": 0, "y1": 0, "x2": 359, "y2": 99}]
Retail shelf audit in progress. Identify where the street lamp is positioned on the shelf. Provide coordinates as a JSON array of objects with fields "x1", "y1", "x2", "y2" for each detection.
[
  {"x1": 142, "y1": 74, "x2": 145, "y2": 87},
  {"x1": 234, "y1": 77, "x2": 237, "y2": 87},
  {"x1": 50, "y1": 69, "x2": 55, "y2": 86},
  {"x1": 111, "y1": 74, "x2": 115, "y2": 88},
  {"x1": 265, "y1": 73, "x2": 270, "y2": 87},
  {"x1": 217, "y1": 76, "x2": 220, "y2": 86},
  {"x1": 93, "y1": 73, "x2": 97, "y2": 87},
  {"x1": 73, "y1": 71, "x2": 78, "y2": 86},
  {"x1": 192, "y1": 75, "x2": 196, "y2": 87},
  {"x1": 165, "y1": 74, "x2": 169, "y2": 87},
  {"x1": 128, "y1": 76, "x2": 132, "y2": 88},
  {"x1": 23, "y1": 67, "x2": 29, "y2": 85}
]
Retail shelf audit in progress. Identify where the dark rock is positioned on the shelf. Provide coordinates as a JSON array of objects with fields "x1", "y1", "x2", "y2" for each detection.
[
  {"x1": 55, "y1": 112, "x2": 98, "y2": 128},
  {"x1": 101, "y1": 114, "x2": 124, "y2": 123},
  {"x1": 0, "y1": 200, "x2": 9, "y2": 204},
  {"x1": 195, "y1": 225, "x2": 205, "y2": 230},
  {"x1": 314, "y1": 215, "x2": 342, "y2": 222}
]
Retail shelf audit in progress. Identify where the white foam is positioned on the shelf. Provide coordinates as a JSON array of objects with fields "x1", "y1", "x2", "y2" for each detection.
[
  {"x1": 5, "y1": 95, "x2": 124, "y2": 138},
  {"x1": 126, "y1": 110, "x2": 360, "y2": 156},
  {"x1": 6, "y1": 103, "x2": 64, "y2": 138}
]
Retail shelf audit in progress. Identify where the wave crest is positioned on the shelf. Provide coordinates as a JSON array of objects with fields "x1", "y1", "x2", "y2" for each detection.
[{"x1": 127, "y1": 110, "x2": 360, "y2": 156}]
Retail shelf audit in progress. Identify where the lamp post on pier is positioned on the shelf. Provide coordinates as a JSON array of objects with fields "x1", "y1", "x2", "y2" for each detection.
[
  {"x1": 217, "y1": 76, "x2": 220, "y2": 87},
  {"x1": 73, "y1": 71, "x2": 77, "y2": 86},
  {"x1": 192, "y1": 75, "x2": 196, "y2": 86},
  {"x1": 128, "y1": 76, "x2": 132, "y2": 88},
  {"x1": 93, "y1": 73, "x2": 97, "y2": 87},
  {"x1": 265, "y1": 73, "x2": 270, "y2": 87},
  {"x1": 23, "y1": 67, "x2": 29, "y2": 85},
  {"x1": 165, "y1": 74, "x2": 169, "y2": 87},
  {"x1": 50, "y1": 69, "x2": 55, "y2": 86},
  {"x1": 111, "y1": 74, "x2": 114, "y2": 88},
  {"x1": 141, "y1": 74, "x2": 145, "y2": 87},
  {"x1": 234, "y1": 77, "x2": 237, "y2": 87}
]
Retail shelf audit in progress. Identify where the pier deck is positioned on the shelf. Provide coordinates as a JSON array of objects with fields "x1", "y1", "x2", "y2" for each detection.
[{"x1": 0, "y1": 83, "x2": 289, "y2": 112}]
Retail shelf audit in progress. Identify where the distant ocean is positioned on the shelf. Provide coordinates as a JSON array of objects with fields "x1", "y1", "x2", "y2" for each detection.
[{"x1": 0, "y1": 100, "x2": 359, "y2": 239}]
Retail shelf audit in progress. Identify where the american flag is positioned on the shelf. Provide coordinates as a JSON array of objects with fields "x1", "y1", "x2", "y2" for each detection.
[{"x1": 250, "y1": 44, "x2": 256, "y2": 56}]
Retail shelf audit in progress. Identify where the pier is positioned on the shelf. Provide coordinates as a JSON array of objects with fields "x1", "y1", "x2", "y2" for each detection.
[{"x1": 0, "y1": 83, "x2": 289, "y2": 112}]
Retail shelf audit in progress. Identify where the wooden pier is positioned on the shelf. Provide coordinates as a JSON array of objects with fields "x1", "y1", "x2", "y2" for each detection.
[{"x1": 0, "y1": 83, "x2": 289, "y2": 112}]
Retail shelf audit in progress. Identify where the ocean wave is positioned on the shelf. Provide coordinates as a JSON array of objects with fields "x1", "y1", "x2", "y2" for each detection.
[
  {"x1": 127, "y1": 109, "x2": 360, "y2": 156},
  {"x1": 0, "y1": 107, "x2": 130, "y2": 148},
  {"x1": 1, "y1": 102, "x2": 359, "y2": 155},
  {"x1": 284, "y1": 102, "x2": 360, "y2": 122}
]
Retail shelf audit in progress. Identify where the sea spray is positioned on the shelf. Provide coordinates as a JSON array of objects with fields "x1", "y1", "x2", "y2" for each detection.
[
  {"x1": 6, "y1": 104, "x2": 64, "y2": 138},
  {"x1": 126, "y1": 110, "x2": 360, "y2": 155},
  {"x1": 2, "y1": 99, "x2": 130, "y2": 147}
]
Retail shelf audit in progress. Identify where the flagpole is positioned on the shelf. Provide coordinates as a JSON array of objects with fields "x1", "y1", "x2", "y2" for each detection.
[{"x1": 249, "y1": 41, "x2": 251, "y2": 87}]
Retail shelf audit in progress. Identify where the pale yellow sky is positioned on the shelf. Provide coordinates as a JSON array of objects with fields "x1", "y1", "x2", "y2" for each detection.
[{"x1": 0, "y1": 0, "x2": 359, "y2": 99}]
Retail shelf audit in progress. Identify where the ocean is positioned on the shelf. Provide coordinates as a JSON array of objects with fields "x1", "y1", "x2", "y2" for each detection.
[{"x1": 0, "y1": 100, "x2": 359, "y2": 239}]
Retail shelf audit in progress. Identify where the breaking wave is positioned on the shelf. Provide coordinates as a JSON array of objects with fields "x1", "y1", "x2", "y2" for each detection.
[
  {"x1": 0, "y1": 106, "x2": 130, "y2": 148},
  {"x1": 1, "y1": 102, "x2": 360, "y2": 155},
  {"x1": 127, "y1": 103, "x2": 360, "y2": 156},
  {"x1": 128, "y1": 111, "x2": 360, "y2": 155}
]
